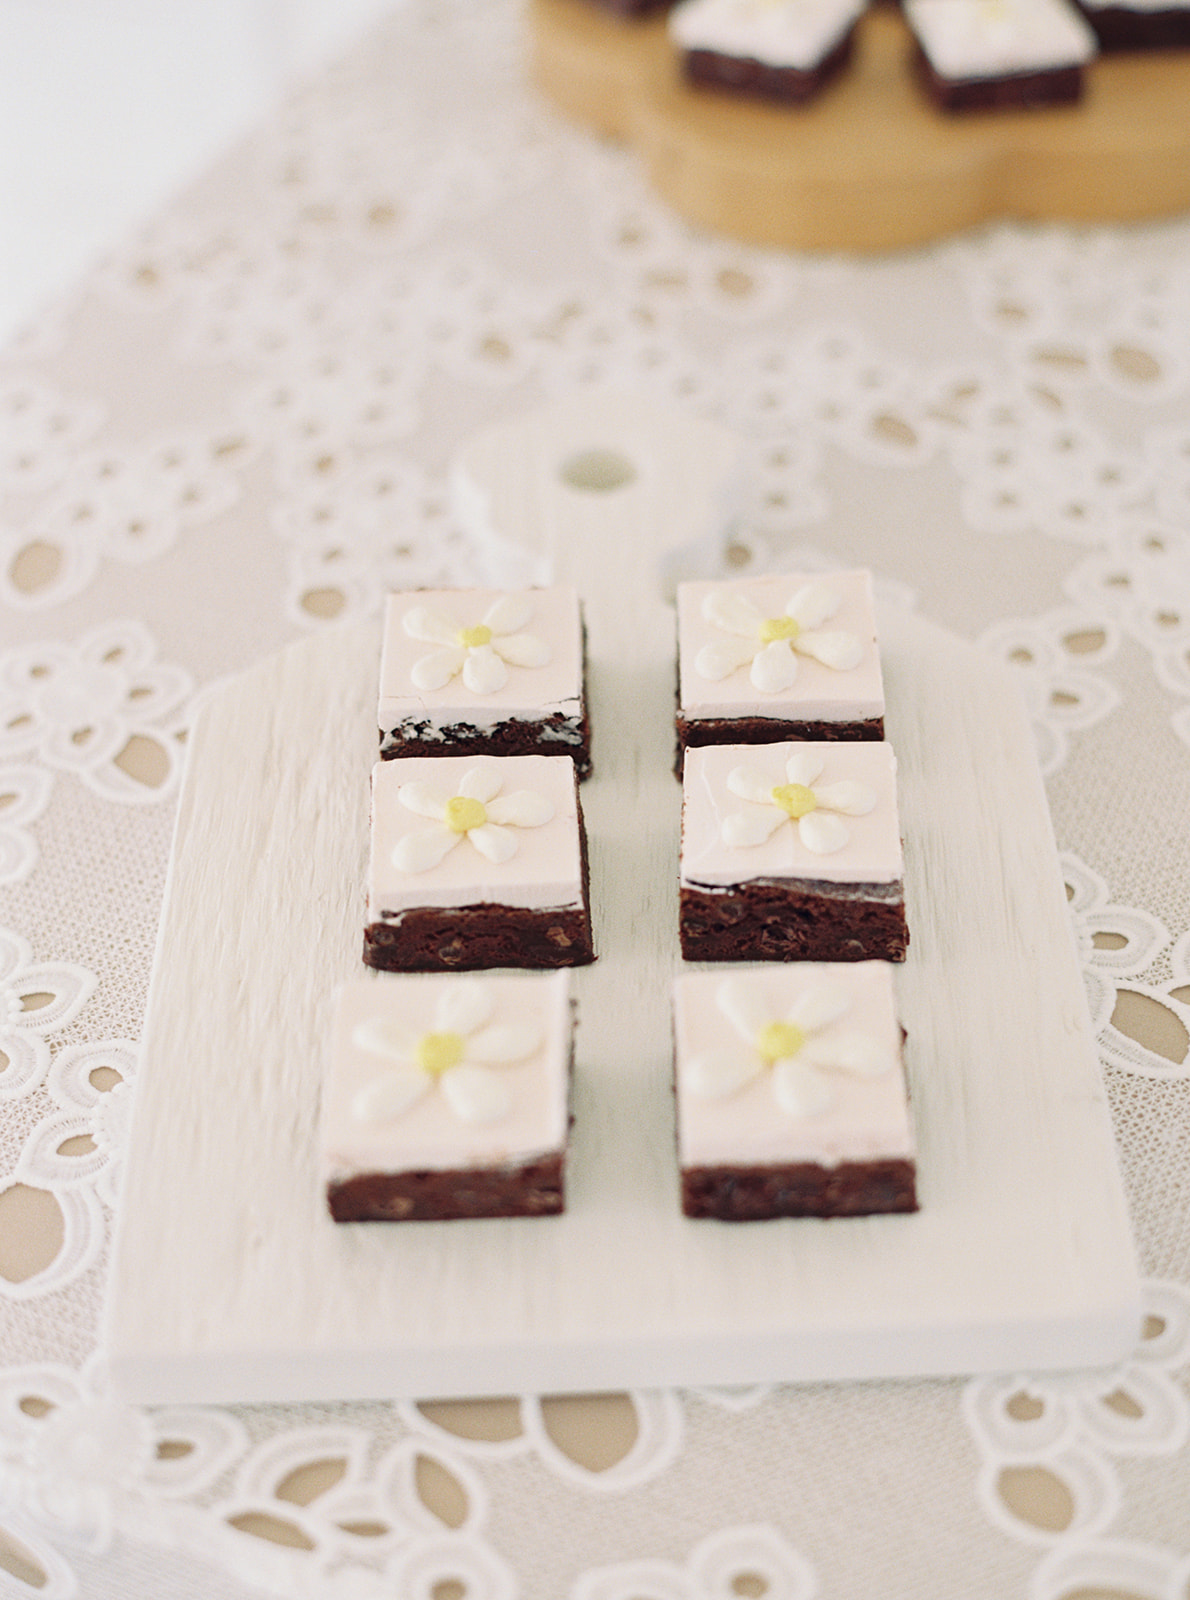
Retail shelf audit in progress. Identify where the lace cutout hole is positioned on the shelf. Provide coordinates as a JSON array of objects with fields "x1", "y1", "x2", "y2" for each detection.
[
  {"x1": 1101, "y1": 1387, "x2": 1143, "y2": 1420},
  {"x1": 20, "y1": 992, "x2": 53, "y2": 1013},
  {"x1": 1111, "y1": 346, "x2": 1162, "y2": 385},
  {"x1": 1092, "y1": 932, "x2": 1128, "y2": 951},
  {"x1": 1110, "y1": 990, "x2": 1188, "y2": 1066},
  {"x1": 731, "y1": 1575, "x2": 769, "y2": 1597},
  {"x1": 0, "y1": 1185, "x2": 64, "y2": 1283},
  {"x1": 414, "y1": 1453, "x2": 469, "y2": 1529},
  {"x1": 18, "y1": 1395, "x2": 54, "y2": 1418},
  {"x1": 56, "y1": 1134, "x2": 95, "y2": 1158},
  {"x1": 156, "y1": 1438, "x2": 194, "y2": 1460},
  {"x1": 89, "y1": 1066, "x2": 123, "y2": 1092},
  {"x1": 431, "y1": 1582, "x2": 465, "y2": 1600},
  {"x1": 114, "y1": 735, "x2": 171, "y2": 790},
  {"x1": 1005, "y1": 1389, "x2": 1045, "y2": 1422},
  {"x1": 300, "y1": 588, "x2": 347, "y2": 620},
  {"x1": 996, "y1": 1465, "x2": 1074, "y2": 1533},
  {"x1": 276, "y1": 1456, "x2": 347, "y2": 1506},
  {"x1": 225, "y1": 1511, "x2": 316, "y2": 1551},
  {"x1": 337, "y1": 1519, "x2": 389, "y2": 1539},
  {"x1": 0, "y1": 1525, "x2": 48, "y2": 1589},
  {"x1": 416, "y1": 1398, "x2": 522, "y2": 1443},
  {"x1": 540, "y1": 1393, "x2": 638, "y2": 1474},
  {"x1": 559, "y1": 449, "x2": 637, "y2": 493},
  {"x1": 1063, "y1": 629, "x2": 1106, "y2": 655},
  {"x1": 870, "y1": 414, "x2": 917, "y2": 449},
  {"x1": 8, "y1": 541, "x2": 61, "y2": 596}
]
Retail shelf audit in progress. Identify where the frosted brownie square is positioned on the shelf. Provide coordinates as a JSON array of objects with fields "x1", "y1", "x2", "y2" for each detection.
[
  {"x1": 676, "y1": 570, "x2": 884, "y2": 769},
  {"x1": 378, "y1": 585, "x2": 591, "y2": 778},
  {"x1": 679, "y1": 741, "x2": 908, "y2": 963},
  {"x1": 903, "y1": 0, "x2": 1097, "y2": 110},
  {"x1": 323, "y1": 971, "x2": 574, "y2": 1222},
  {"x1": 673, "y1": 962, "x2": 917, "y2": 1220},
  {"x1": 1073, "y1": 0, "x2": 1190, "y2": 48},
  {"x1": 364, "y1": 753, "x2": 594, "y2": 972},
  {"x1": 670, "y1": 0, "x2": 867, "y2": 103}
]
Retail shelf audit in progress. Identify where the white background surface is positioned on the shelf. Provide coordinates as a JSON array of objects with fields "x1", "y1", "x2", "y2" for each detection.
[{"x1": 0, "y1": 0, "x2": 397, "y2": 343}]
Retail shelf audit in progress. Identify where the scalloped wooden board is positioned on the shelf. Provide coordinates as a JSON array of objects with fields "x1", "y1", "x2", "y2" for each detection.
[
  {"x1": 103, "y1": 401, "x2": 1140, "y2": 1405},
  {"x1": 530, "y1": 0, "x2": 1190, "y2": 251}
]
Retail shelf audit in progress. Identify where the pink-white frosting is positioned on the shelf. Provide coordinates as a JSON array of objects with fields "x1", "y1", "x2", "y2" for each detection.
[
  {"x1": 670, "y1": 0, "x2": 868, "y2": 67},
  {"x1": 680, "y1": 741, "x2": 903, "y2": 887},
  {"x1": 674, "y1": 963, "x2": 914, "y2": 1170},
  {"x1": 321, "y1": 972, "x2": 571, "y2": 1181},
  {"x1": 369, "y1": 754, "x2": 584, "y2": 915},
  {"x1": 677, "y1": 570, "x2": 884, "y2": 724},
  {"x1": 378, "y1": 584, "x2": 583, "y2": 733}
]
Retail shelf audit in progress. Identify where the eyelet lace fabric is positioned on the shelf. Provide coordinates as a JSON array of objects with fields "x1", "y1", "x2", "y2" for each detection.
[{"x1": 1, "y1": 1, "x2": 1189, "y2": 1594}]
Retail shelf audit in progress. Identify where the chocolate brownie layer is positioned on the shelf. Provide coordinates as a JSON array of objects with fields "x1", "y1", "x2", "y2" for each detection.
[
  {"x1": 681, "y1": 1157, "x2": 918, "y2": 1220},
  {"x1": 1076, "y1": 4, "x2": 1190, "y2": 48},
  {"x1": 682, "y1": 25, "x2": 854, "y2": 102},
  {"x1": 679, "y1": 878, "x2": 908, "y2": 963},
  {"x1": 911, "y1": 44, "x2": 1084, "y2": 109},
  {"x1": 328, "y1": 1152, "x2": 565, "y2": 1222},
  {"x1": 364, "y1": 902, "x2": 595, "y2": 971},
  {"x1": 380, "y1": 709, "x2": 593, "y2": 779}
]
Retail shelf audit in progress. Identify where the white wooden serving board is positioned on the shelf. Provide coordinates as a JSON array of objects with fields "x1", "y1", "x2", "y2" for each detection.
[{"x1": 103, "y1": 404, "x2": 1139, "y2": 1405}]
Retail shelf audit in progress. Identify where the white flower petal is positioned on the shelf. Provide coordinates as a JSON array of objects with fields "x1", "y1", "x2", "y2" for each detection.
[
  {"x1": 786, "y1": 978, "x2": 851, "y2": 1033},
  {"x1": 812, "y1": 779, "x2": 876, "y2": 817},
  {"x1": 411, "y1": 647, "x2": 465, "y2": 691},
  {"x1": 468, "y1": 822, "x2": 518, "y2": 863},
  {"x1": 786, "y1": 581, "x2": 841, "y2": 631},
  {"x1": 684, "y1": 1048, "x2": 763, "y2": 1100},
  {"x1": 750, "y1": 639, "x2": 799, "y2": 694},
  {"x1": 803, "y1": 1029, "x2": 890, "y2": 1079},
  {"x1": 351, "y1": 1066, "x2": 429, "y2": 1124},
  {"x1": 796, "y1": 628, "x2": 863, "y2": 671},
  {"x1": 403, "y1": 606, "x2": 459, "y2": 646},
  {"x1": 435, "y1": 979, "x2": 494, "y2": 1036},
  {"x1": 440, "y1": 1063, "x2": 512, "y2": 1125},
  {"x1": 467, "y1": 1022, "x2": 542, "y2": 1064},
  {"x1": 723, "y1": 808, "x2": 786, "y2": 848},
  {"x1": 397, "y1": 781, "x2": 447, "y2": 820},
  {"x1": 715, "y1": 976, "x2": 771, "y2": 1041},
  {"x1": 703, "y1": 589, "x2": 762, "y2": 637},
  {"x1": 726, "y1": 766, "x2": 775, "y2": 805},
  {"x1": 783, "y1": 748, "x2": 825, "y2": 787},
  {"x1": 493, "y1": 632, "x2": 551, "y2": 669},
  {"x1": 392, "y1": 824, "x2": 460, "y2": 872},
  {"x1": 773, "y1": 1057, "x2": 834, "y2": 1117},
  {"x1": 458, "y1": 761, "x2": 504, "y2": 803},
  {"x1": 483, "y1": 594, "x2": 535, "y2": 636},
  {"x1": 352, "y1": 1017, "x2": 415, "y2": 1059},
  {"x1": 485, "y1": 790, "x2": 554, "y2": 828},
  {"x1": 695, "y1": 637, "x2": 757, "y2": 681},
  {"x1": 797, "y1": 810, "x2": 851, "y2": 854},
  {"x1": 462, "y1": 645, "x2": 508, "y2": 695}
]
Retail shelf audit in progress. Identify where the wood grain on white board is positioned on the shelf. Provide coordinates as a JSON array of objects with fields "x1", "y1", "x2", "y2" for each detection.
[{"x1": 103, "y1": 594, "x2": 1140, "y2": 1403}]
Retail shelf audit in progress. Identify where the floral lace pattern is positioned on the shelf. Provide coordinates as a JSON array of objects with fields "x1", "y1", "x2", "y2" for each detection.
[{"x1": 1, "y1": 0, "x2": 1189, "y2": 1594}]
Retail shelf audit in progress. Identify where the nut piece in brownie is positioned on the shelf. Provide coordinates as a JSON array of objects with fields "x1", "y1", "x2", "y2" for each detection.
[
  {"x1": 364, "y1": 753, "x2": 594, "y2": 973},
  {"x1": 679, "y1": 740, "x2": 907, "y2": 963},
  {"x1": 903, "y1": 0, "x2": 1098, "y2": 111},
  {"x1": 378, "y1": 584, "x2": 590, "y2": 778},
  {"x1": 674, "y1": 962, "x2": 917, "y2": 1220},
  {"x1": 676, "y1": 570, "x2": 884, "y2": 770},
  {"x1": 1074, "y1": 0, "x2": 1190, "y2": 49},
  {"x1": 323, "y1": 971, "x2": 574, "y2": 1222},
  {"x1": 669, "y1": 0, "x2": 867, "y2": 102}
]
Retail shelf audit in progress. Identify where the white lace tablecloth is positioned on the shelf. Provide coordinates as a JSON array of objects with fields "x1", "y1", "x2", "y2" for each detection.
[{"x1": 2, "y1": 2, "x2": 1189, "y2": 1594}]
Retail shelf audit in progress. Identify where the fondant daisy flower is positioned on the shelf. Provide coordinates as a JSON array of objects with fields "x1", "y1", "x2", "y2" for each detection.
[
  {"x1": 392, "y1": 760, "x2": 554, "y2": 872},
  {"x1": 685, "y1": 974, "x2": 890, "y2": 1116},
  {"x1": 404, "y1": 594, "x2": 550, "y2": 695},
  {"x1": 722, "y1": 747, "x2": 875, "y2": 855},
  {"x1": 696, "y1": 580, "x2": 862, "y2": 694},
  {"x1": 350, "y1": 980, "x2": 540, "y2": 1125}
]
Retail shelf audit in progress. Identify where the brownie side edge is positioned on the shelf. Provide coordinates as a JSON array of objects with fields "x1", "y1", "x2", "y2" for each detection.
[{"x1": 681, "y1": 1157, "x2": 918, "y2": 1220}]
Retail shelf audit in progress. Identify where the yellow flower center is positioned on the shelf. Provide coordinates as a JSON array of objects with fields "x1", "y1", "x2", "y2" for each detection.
[
  {"x1": 756, "y1": 1021, "x2": 805, "y2": 1063},
  {"x1": 458, "y1": 624, "x2": 493, "y2": 649},
  {"x1": 758, "y1": 614, "x2": 800, "y2": 645},
  {"x1": 771, "y1": 782, "x2": 818, "y2": 819},
  {"x1": 416, "y1": 1030, "x2": 465, "y2": 1077},
  {"x1": 444, "y1": 795, "x2": 487, "y2": 833}
]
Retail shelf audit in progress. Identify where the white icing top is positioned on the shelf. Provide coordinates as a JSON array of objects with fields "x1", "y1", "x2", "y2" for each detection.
[
  {"x1": 670, "y1": 0, "x2": 868, "y2": 67},
  {"x1": 677, "y1": 570, "x2": 884, "y2": 724},
  {"x1": 378, "y1": 584, "x2": 583, "y2": 732},
  {"x1": 321, "y1": 972, "x2": 570, "y2": 1180},
  {"x1": 680, "y1": 740, "x2": 904, "y2": 887},
  {"x1": 904, "y1": 0, "x2": 1097, "y2": 78},
  {"x1": 1079, "y1": 0, "x2": 1190, "y2": 10},
  {"x1": 674, "y1": 963, "x2": 915, "y2": 1169},
  {"x1": 369, "y1": 753, "x2": 585, "y2": 915}
]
